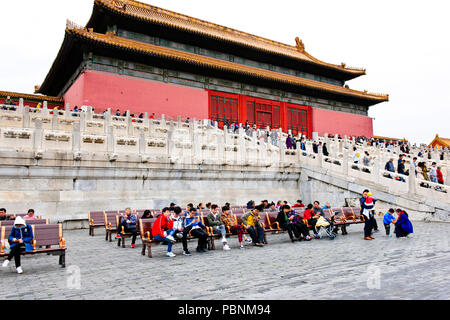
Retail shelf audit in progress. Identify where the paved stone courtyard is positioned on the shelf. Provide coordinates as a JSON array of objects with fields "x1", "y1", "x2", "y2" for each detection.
[{"x1": 1, "y1": 219, "x2": 449, "y2": 300}]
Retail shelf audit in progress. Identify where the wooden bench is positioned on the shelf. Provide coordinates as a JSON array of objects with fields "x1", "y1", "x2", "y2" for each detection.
[
  {"x1": 104, "y1": 212, "x2": 122, "y2": 242},
  {"x1": 0, "y1": 218, "x2": 48, "y2": 227},
  {"x1": 0, "y1": 224, "x2": 66, "y2": 268},
  {"x1": 88, "y1": 211, "x2": 105, "y2": 236}
]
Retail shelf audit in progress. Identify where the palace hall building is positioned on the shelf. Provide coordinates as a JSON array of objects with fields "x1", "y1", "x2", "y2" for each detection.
[{"x1": 36, "y1": 0, "x2": 389, "y2": 138}]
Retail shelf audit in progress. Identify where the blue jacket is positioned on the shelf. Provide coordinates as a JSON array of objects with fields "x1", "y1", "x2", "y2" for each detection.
[
  {"x1": 396, "y1": 214, "x2": 413, "y2": 234},
  {"x1": 9, "y1": 225, "x2": 34, "y2": 252},
  {"x1": 385, "y1": 161, "x2": 395, "y2": 172},
  {"x1": 183, "y1": 216, "x2": 205, "y2": 230},
  {"x1": 120, "y1": 214, "x2": 137, "y2": 229},
  {"x1": 383, "y1": 212, "x2": 396, "y2": 225}
]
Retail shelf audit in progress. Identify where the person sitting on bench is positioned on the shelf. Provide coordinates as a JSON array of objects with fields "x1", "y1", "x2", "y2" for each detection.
[
  {"x1": 242, "y1": 205, "x2": 265, "y2": 247},
  {"x1": 152, "y1": 207, "x2": 176, "y2": 258},
  {"x1": 2, "y1": 217, "x2": 33, "y2": 274},
  {"x1": 115, "y1": 208, "x2": 137, "y2": 248},
  {"x1": 221, "y1": 206, "x2": 251, "y2": 249},
  {"x1": 23, "y1": 209, "x2": 38, "y2": 221},
  {"x1": 207, "y1": 204, "x2": 230, "y2": 251},
  {"x1": 182, "y1": 207, "x2": 208, "y2": 255},
  {"x1": 0, "y1": 208, "x2": 13, "y2": 221},
  {"x1": 276, "y1": 205, "x2": 298, "y2": 242}
]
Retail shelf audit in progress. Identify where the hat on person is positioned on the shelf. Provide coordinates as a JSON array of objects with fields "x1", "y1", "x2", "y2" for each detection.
[{"x1": 14, "y1": 216, "x2": 26, "y2": 227}]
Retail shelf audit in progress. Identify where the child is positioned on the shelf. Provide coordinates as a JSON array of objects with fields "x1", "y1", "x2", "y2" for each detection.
[{"x1": 383, "y1": 209, "x2": 396, "y2": 237}]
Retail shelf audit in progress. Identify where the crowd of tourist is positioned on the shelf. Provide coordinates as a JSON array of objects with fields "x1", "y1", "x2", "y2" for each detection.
[{"x1": 108, "y1": 190, "x2": 414, "y2": 258}]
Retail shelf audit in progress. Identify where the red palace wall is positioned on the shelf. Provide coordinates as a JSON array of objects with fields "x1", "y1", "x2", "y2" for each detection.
[
  {"x1": 311, "y1": 108, "x2": 374, "y2": 138},
  {"x1": 64, "y1": 70, "x2": 209, "y2": 119},
  {"x1": 63, "y1": 70, "x2": 373, "y2": 137}
]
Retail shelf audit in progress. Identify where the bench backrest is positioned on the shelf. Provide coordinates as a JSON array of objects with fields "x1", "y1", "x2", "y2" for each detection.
[
  {"x1": 264, "y1": 212, "x2": 277, "y2": 229},
  {"x1": 231, "y1": 208, "x2": 246, "y2": 216},
  {"x1": 150, "y1": 209, "x2": 162, "y2": 218},
  {"x1": 341, "y1": 208, "x2": 356, "y2": 220},
  {"x1": 104, "y1": 212, "x2": 122, "y2": 230},
  {"x1": 31, "y1": 224, "x2": 64, "y2": 248},
  {"x1": 139, "y1": 218, "x2": 156, "y2": 240},
  {"x1": 323, "y1": 209, "x2": 333, "y2": 219},
  {"x1": 0, "y1": 219, "x2": 48, "y2": 227},
  {"x1": 88, "y1": 211, "x2": 105, "y2": 226}
]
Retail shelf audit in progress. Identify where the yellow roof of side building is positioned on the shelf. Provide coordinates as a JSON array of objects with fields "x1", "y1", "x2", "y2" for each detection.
[{"x1": 428, "y1": 134, "x2": 450, "y2": 148}]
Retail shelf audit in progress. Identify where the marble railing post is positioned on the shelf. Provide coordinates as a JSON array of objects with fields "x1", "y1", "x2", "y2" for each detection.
[
  {"x1": 372, "y1": 158, "x2": 380, "y2": 184},
  {"x1": 86, "y1": 106, "x2": 93, "y2": 122},
  {"x1": 312, "y1": 132, "x2": 318, "y2": 142},
  {"x1": 167, "y1": 120, "x2": 176, "y2": 162},
  {"x1": 342, "y1": 149, "x2": 349, "y2": 176},
  {"x1": 107, "y1": 125, "x2": 115, "y2": 156},
  {"x1": 216, "y1": 124, "x2": 225, "y2": 165},
  {"x1": 126, "y1": 111, "x2": 133, "y2": 136},
  {"x1": 72, "y1": 122, "x2": 81, "y2": 160},
  {"x1": 18, "y1": 98, "x2": 24, "y2": 113},
  {"x1": 238, "y1": 127, "x2": 246, "y2": 165},
  {"x1": 79, "y1": 111, "x2": 86, "y2": 133},
  {"x1": 104, "y1": 109, "x2": 111, "y2": 134},
  {"x1": 190, "y1": 118, "x2": 199, "y2": 163},
  {"x1": 160, "y1": 114, "x2": 166, "y2": 128},
  {"x1": 51, "y1": 111, "x2": 58, "y2": 131},
  {"x1": 33, "y1": 118, "x2": 43, "y2": 157},
  {"x1": 23, "y1": 106, "x2": 30, "y2": 128},
  {"x1": 42, "y1": 101, "x2": 49, "y2": 117},
  {"x1": 408, "y1": 161, "x2": 416, "y2": 195},
  {"x1": 317, "y1": 142, "x2": 323, "y2": 168},
  {"x1": 64, "y1": 103, "x2": 70, "y2": 120},
  {"x1": 143, "y1": 112, "x2": 149, "y2": 127},
  {"x1": 138, "y1": 129, "x2": 147, "y2": 162},
  {"x1": 148, "y1": 118, "x2": 155, "y2": 136}
]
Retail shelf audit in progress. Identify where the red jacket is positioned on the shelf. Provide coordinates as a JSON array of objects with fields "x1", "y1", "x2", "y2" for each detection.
[
  {"x1": 152, "y1": 214, "x2": 173, "y2": 239},
  {"x1": 437, "y1": 169, "x2": 444, "y2": 183},
  {"x1": 304, "y1": 209, "x2": 312, "y2": 220}
]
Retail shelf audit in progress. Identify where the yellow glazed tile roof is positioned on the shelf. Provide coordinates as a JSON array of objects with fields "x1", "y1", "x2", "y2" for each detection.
[
  {"x1": 67, "y1": 27, "x2": 388, "y2": 102},
  {"x1": 95, "y1": 0, "x2": 366, "y2": 75},
  {"x1": 428, "y1": 135, "x2": 450, "y2": 148},
  {"x1": 0, "y1": 90, "x2": 63, "y2": 103}
]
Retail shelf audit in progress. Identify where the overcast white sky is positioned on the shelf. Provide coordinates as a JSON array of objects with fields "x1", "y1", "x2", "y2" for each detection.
[{"x1": 1, "y1": 0, "x2": 449, "y2": 144}]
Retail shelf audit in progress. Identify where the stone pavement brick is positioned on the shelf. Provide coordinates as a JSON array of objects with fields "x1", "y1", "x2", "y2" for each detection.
[{"x1": 0, "y1": 220, "x2": 449, "y2": 300}]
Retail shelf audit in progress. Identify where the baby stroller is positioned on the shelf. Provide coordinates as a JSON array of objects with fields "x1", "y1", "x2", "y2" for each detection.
[{"x1": 315, "y1": 216, "x2": 337, "y2": 239}]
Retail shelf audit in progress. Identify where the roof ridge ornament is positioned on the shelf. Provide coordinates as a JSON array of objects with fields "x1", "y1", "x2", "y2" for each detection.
[{"x1": 295, "y1": 37, "x2": 305, "y2": 52}]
